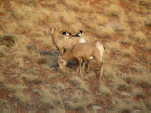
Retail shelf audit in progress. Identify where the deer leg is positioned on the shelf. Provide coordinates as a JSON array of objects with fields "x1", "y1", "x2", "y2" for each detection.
[
  {"x1": 62, "y1": 48, "x2": 66, "y2": 54},
  {"x1": 99, "y1": 62, "x2": 104, "y2": 79},
  {"x1": 84, "y1": 60, "x2": 90, "y2": 73},
  {"x1": 82, "y1": 61, "x2": 86, "y2": 73},
  {"x1": 82, "y1": 59, "x2": 86, "y2": 73},
  {"x1": 77, "y1": 58, "x2": 84, "y2": 76},
  {"x1": 80, "y1": 58, "x2": 83, "y2": 76},
  {"x1": 58, "y1": 56, "x2": 67, "y2": 73},
  {"x1": 76, "y1": 58, "x2": 81, "y2": 74},
  {"x1": 82, "y1": 58, "x2": 88, "y2": 76}
]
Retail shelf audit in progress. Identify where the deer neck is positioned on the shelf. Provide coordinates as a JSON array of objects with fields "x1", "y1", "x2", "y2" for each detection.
[{"x1": 63, "y1": 50, "x2": 73, "y2": 61}]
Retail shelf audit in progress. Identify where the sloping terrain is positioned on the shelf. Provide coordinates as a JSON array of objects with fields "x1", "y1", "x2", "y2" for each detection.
[{"x1": 0, "y1": 0, "x2": 151, "y2": 113}]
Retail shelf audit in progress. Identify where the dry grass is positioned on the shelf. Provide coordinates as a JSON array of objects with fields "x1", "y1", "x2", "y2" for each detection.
[{"x1": 0, "y1": 0, "x2": 151, "y2": 113}]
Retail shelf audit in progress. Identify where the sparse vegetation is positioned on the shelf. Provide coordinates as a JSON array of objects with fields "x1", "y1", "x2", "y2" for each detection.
[{"x1": 0, "y1": 0, "x2": 151, "y2": 113}]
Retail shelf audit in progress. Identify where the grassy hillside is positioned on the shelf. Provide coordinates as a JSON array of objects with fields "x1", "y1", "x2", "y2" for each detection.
[{"x1": 0, "y1": 0, "x2": 151, "y2": 113}]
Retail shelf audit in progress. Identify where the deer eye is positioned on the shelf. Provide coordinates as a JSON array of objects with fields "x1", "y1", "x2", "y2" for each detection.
[{"x1": 79, "y1": 30, "x2": 83, "y2": 34}]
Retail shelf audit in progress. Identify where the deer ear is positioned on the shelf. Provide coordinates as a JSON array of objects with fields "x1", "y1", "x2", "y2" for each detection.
[
  {"x1": 79, "y1": 30, "x2": 83, "y2": 34},
  {"x1": 69, "y1": 32, "x2": 72, "y2": 36}
]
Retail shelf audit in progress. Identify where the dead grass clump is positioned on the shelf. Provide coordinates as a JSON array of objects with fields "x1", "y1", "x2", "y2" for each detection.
[
  {"x1": 104, "y1": 4, "x2": 123, "y2": 17},
  {"x1": 11, "y1": 85, "x2": 30, "y2": 104},
  {"x1": 133, "y1": 31, "x2": 147, "y2": 44},
  {"x1": 0, "y1": 34, "x2": 42, "y2": 71},
  {"x1": 136, "y1": 81, "x2": 151, "y2": 90},
  {"x1": 0, "y1": 34, "x2": 17, "y2": 47},
  {"x1": 69, "y1": 76, "x2": 89, "y2": 92},
  {"x1": 144, "y1": 16, "x2": 151, "y2": 28},
  {"x1": 0, "y1": 45, "x2": 10, "y2": 57},
  {"x1": 99, "y1": 83, "x2": 112, "y2": 96},
  {"x1": 121, "y1": 109, "x2": 131, "y2": 113},
  {"x1": 0, "y1": 0, "x2": 150, "y2": 112},
  {"x1": 117, "y1": 84, "x2": 131, "y2": 92},
  {"x1": 144, "y1": 99, "x2": 151, "y2": 111},
  {"x1": 11, "y1": 35, "x2": 33, "y2": 68},
  {"x1": 120, "y1": 40, "x2": 131, "y2": 48},
  {"x1": 63, "y1": 89, "x2": 93, "y2": 110},
  {"x1": 0, "y1": 99, "x2": 11, "y2": 113},
  {"x1": 101, "y1": 25, "x2": 115, "y2": 35}
]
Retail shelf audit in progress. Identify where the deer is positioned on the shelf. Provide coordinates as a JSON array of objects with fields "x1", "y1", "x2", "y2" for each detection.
[
  {"x1": 50, "y1": 28, "x2": 87, "y2": 55},
  {"x1": 58, "y1": 40, "x2": 105, "y2": 76}
]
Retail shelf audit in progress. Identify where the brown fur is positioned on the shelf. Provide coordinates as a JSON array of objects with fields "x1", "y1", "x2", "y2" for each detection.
[
  {"x1": 50, "y1": 28, "x2": 87, "y2": 54},
  {"x1": 58, "y1": 41, "x2": 104, "y2": 73}
]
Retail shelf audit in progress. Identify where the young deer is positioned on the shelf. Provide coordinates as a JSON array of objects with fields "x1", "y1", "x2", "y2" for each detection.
[{"x1": 58, "y1": 40, "x2": 104, "y2": 75}]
